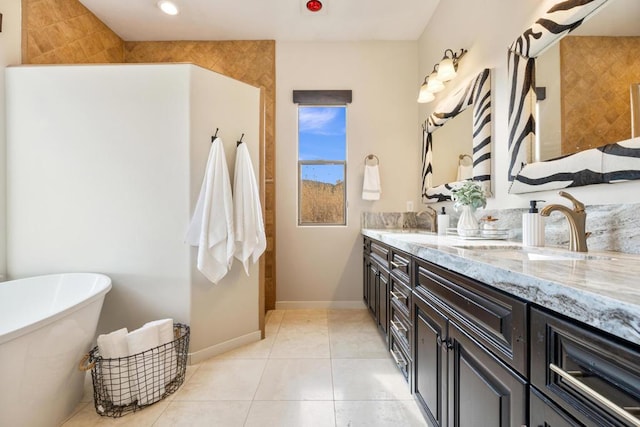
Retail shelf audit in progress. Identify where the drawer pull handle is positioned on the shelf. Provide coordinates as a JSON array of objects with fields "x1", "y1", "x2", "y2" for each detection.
[
  {"x1": 391, "y1": 261, "x2": 407, "y2": 269},
  {"x1": 549, "y1": 364, "x2": 640, "y2": 426},
  {"x1": 390, "y1": 291, "x2": 407, "y2": 302},
  {"x1": 390, "y1": 349, "x2": 407, "y2": 367},
  {"x1": 390, "y1": 320, "x2": 407, "y2": 334}
]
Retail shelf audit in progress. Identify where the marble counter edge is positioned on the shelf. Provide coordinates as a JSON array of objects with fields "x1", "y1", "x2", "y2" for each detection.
[{"x1": 362, "y1": 228, "x2": 640, "y2": 347}]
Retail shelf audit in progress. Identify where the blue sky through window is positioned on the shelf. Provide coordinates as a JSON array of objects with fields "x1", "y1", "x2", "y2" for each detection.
[{"x1": 299, "y1": 106, "x2": 346, "y2": 184}]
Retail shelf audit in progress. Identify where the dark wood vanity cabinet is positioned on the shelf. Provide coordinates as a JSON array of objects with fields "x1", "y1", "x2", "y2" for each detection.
[
  {"x1": 363, "y1": 237, "x2": 414, "y2": 384},
  {"x1": 530, "y1": 307, "x2": 640, "y2": 427},
  {"x1": 362, "y1": 234, "x2": 640, "y2": 427},
  {"x1": 363, "y1": 238, "x2": 390, "y2": 336},
  {"x1": 413, "y1": 266, "x2": 527, "y2": 427}
]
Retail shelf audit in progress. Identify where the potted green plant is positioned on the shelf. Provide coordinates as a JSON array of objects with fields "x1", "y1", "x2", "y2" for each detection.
[{"x1": 451, "y1": 181, "x2": 487, "y2": 236}]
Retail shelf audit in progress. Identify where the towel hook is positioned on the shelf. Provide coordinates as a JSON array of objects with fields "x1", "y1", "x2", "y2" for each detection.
[
  {"x1": 237, "y1": 133, "x2": 245, "y2": 147},
  {"x1": 211, "y1": 128, "x2": 219, "y2": 143},
  {"x1": 364, "y1": 154, "x2": 379, "y2": 166}
]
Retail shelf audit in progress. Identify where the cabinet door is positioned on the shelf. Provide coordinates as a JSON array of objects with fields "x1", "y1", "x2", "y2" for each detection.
[
  {"x1": 377, "y1": 268, "x2": 389, "y2": 335},
  {"x1": 367, "y1": 261, "x2": 377, "y2": 316},
  {"x1": 530, "y1": 387, "x2": 584, "y2": 427},
  {"x1": 448, "y1": 322, "x2": 527, "y2": 427},
  {"x1": 414, "y1": 293, "x2": 447, "y2": 427}
]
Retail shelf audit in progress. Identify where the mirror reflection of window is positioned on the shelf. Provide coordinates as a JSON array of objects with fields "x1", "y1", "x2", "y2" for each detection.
[
  {"x1": 431, "y1": 106, "x2": 473, "y2": 186},
  {"x1": 535, "y1": 0, "x2": 640, "y2": 162}
]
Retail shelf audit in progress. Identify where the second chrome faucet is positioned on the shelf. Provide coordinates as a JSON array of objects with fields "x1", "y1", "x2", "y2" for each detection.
[{"x1": 540, "y1": 191, "x2": 590, "y2": 252}]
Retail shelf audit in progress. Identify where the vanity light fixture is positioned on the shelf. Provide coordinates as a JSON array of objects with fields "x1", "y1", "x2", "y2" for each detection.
[
  {"x1": 417, "y1": 81, "x2": 436, "y2": 103},
  {"x1": 158, "y1": 0, "x2": 179, "y2": 15},
  {"x1": 426, "y1": 69, "x2": 445, "y2": 93},
  {"x1": 417, "y1": 48, "x2": 468, "y2": 103},
  {"x1": 437, "y1": 49, "x2": 467, "y2": 81}
]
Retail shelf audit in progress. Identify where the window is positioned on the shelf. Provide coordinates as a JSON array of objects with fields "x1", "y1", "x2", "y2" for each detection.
[{"x1": 298, "y1": 105, "x2": 347, "y2": 226}]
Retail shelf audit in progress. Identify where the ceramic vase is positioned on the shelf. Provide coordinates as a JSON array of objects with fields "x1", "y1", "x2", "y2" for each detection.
[{"x1": 457, "y1": 205, "x2": 479, "y2": 237}]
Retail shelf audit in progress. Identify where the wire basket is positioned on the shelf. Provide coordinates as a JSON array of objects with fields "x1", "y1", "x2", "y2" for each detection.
[{"x1": 80, "y1": 323, "x2": 190, "y2": 418}]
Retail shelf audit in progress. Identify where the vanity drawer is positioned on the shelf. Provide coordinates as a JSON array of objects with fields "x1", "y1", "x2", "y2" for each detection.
[
  {"x1": 390, "y1": 301, "x2": 411, "y2": 351},
  {"x1": 370, "y1": 241, "x2": 389, "y2": 266},
  {"x1": 390, "y1": 329, "x2": 411, "y2": 383},
  {"x1": 531, "y1": 307, "x2": 640, "y2": 427},
  {"x1": 414, "y1": 258, "x2": 528, "y2": 376},
  {"x1": 390, "y1": 275, "x2": 411, "y2": 316},
  {"x1": 390, "y1": 248, "x2": 411, "y2": 282}
]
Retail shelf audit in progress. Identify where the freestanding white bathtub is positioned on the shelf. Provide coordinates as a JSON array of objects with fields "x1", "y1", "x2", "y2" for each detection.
[{"x1": 0, "y1": 273, "x2": 112, "y2": 427}]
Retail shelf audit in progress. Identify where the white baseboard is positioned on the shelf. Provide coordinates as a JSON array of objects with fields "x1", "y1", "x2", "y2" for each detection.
[
  {"x1": 275, "y1": 300, "x2": 367, "y2": 310},
  {"x1": 187, "y1": 330, "x2": 262, "y2": 365}
]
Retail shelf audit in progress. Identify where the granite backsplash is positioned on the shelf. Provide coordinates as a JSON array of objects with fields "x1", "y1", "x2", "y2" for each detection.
[{"x1": 362, "y1": 204, "x2": 640, "y2": 254}]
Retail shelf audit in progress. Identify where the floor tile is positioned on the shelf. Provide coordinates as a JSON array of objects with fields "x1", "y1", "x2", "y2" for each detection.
[
  {"x1": 329, "y1": 329, "x2": 390, "y2": 359},
  {"x1": 173, "y1": 359, "x2": 266, "y2": 401},
  {"x1": 244, "y1": 401, "x2": 336, "y2": 427},
  {"x1": 334, "y1": 400, "x2": 427, "y2": 427},
  {"x1": 254, "y1": 358, "x2": 333, "y2": 400},
  {"x1": 61, "y1": 399, "x2": 169, "y2": 426},
  {"x1": 153, "y1": 401, "x2": 251, "y2": 427},
  {"x1": 332, "y1": 359, "x2": 413, "y2": 400},
  {"x1": 270, "y1": 329, "x2": 331, "y2": 358},
  {"x1": 214, "y1": 334, "x2": 275, "y2": 359}
]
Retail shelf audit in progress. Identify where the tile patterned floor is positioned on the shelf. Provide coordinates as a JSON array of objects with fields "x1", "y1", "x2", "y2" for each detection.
[{"x1": 64, "y1": 309, "x2": 427, "y2": 426}]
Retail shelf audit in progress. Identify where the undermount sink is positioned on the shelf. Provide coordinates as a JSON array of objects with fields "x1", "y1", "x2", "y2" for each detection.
[{"x1": 452, "y1": 245, "x2": 617, "y2": 261}]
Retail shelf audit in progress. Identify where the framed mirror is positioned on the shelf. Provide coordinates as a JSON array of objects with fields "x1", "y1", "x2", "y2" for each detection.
[
  {"x1": 507, "y1": 0, "x2": 640, "y2": 193},
  {"x1": 422, "y1": 68, "x2": 492, "y2": 203}
]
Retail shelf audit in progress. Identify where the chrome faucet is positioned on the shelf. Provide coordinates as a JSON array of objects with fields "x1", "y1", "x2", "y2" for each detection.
[
  {"x1": 540, "y1": 191, "x2": 590, "y2": 252},
  {"x1": 416, "y1": 207, "x2": 438, "y2": 233}
]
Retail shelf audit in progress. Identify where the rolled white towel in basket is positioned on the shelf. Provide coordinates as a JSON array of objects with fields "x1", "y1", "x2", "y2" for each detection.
[
  {"x1": 144, "y1": 319, "x2": 177, "y2": 386},
  {"x1": 126, "y1": 325, "x2": 164, "y2": 405},
  {"x1": 97, "y1": 328, "x2": 132, "y2": 406}
]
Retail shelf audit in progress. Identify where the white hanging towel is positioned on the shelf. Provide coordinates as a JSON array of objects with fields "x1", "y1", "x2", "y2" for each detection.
[
  {"x1": 457, "y1": 164, "x2": 473, "y2": 181},
  {"x1": 233, "y1": 142, "x2": 267, "y2": 275},
  {"x1": 362, "y1": 165, "x2": 381, "y2": 200},
  {"x1": 185, "y1": 137, "x2": 235, "y2": 284}
]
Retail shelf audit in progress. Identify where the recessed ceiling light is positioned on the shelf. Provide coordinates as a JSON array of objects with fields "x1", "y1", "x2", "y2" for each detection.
[
  {"x1": 158, "y1": 0, "x2": 179, "y2": 16},
  {"x1": 306, "y1": 0, "x2": 323, "y2": 12}
]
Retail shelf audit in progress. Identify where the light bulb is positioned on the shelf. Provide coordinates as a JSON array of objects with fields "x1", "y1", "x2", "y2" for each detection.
[{"x1": 158, "y1": 0, "x2": 179, "y2": 15}]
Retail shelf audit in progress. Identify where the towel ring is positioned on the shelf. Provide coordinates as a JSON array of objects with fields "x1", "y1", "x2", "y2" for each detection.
[
  {"x1": 365, "y1": 154, "x2": 379, "y2": 166},
  {"x1": 458, "y1": 154, "x2": 473, "y2": 166}
]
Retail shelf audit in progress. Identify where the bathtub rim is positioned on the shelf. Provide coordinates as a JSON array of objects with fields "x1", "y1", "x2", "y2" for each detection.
[{"x1": 0, "y1": 272, "x2": 112, "y2": 345}]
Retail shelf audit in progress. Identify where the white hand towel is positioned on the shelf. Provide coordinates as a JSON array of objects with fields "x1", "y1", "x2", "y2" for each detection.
[
  {"x1": 233, "y1": 142, "x2": 267, "y2": 275},
  {"x1": 186, "y1": 137, "x2": 235, "y2": 284},
  {"x1": 126, "y1": 325, "x2": 164, "y2": 405},
  {"x1": 456, "y1": 164, "x2": 473, "y2": 181},
  {"x1": 144, "y1": 319, "x2": 176, "y2": 386},
  {"x1": 362, "y1": 165, "x2": 381, "y2": 200},
  {"x1": 97, "y1": 328, "x2": 132, "y2": 406}
]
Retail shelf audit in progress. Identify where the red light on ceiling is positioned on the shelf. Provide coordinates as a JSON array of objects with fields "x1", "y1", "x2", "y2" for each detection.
[{"x1": 306, "y1": 0, "x2": 323, "y2": 12}]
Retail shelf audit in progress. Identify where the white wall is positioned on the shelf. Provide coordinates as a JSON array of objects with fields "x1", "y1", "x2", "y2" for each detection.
[
  {"x1": 276, "y1": 41, "x2": 419, "y2": 306},
  {"x1": 187, "y1": 65, "x2": 261, "y2": 356},
  {"x1": 419, "y1": 0, "x2": 640, "y2": 209},
  {"x1": 0, "y1": 1, "x2": 22, "y2": 280},
  {"x1": 6, "y1": 64, "x2": 261, "y2": 357}
]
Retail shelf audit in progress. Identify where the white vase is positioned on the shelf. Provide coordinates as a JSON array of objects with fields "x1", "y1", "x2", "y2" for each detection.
[{"x1": 457, "y1": 205, "x2": 479, "y2": 237}]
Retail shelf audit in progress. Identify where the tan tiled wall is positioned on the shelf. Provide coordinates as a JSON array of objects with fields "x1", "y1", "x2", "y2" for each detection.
[
  {"x1": 21, "y1": 1, "x2": 277, "y2": 310},
  {"x1": 561, "y1": 36, "x2": 640, "y2": 155},
  {"x1": 125, "y1": 41, "x2": 277, "y2": 310},
  {"x1": 22, "y1": 0, "x2": 124, "y2": 64}
]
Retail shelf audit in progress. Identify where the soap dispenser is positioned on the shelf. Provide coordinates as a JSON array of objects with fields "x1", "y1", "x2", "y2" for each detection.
[
  {"x1": 522, "y1": 200, "x2": 545, "y2": 247},
  {"x1": 437, "y1": 207, "x2": 449, "y2": 235}
]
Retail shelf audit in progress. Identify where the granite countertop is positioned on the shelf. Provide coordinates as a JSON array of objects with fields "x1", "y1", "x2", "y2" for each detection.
[{"x1": 362, "y1": 228, "x2": 640, "y2": 347}]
